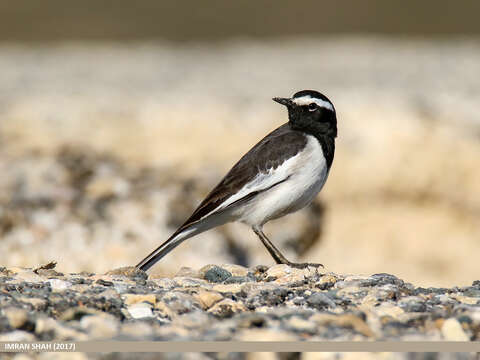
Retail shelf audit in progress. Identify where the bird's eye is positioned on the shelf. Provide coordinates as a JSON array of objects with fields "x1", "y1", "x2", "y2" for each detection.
[{"x1": 308, "y1": 103, "x2": 317, "y2": 111}]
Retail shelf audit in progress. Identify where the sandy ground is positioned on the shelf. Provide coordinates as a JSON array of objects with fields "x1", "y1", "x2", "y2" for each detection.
[{"x1": 0, "y1": 37, "x2": 479, "y2": 287}]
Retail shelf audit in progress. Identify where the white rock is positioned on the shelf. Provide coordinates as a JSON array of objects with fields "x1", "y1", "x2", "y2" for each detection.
[
  {"x1": 441, "y1": 318, "x2": 469, "y2": 341},
  {"x1": 48, "y1": 279, "x2": 72, "y2": 291},
  {"x1": 265, "y1": 264, "x2": 292, "y2": 278},
  {"x1": 128, "y1": 303, "x2": 153, "y2": 319}
]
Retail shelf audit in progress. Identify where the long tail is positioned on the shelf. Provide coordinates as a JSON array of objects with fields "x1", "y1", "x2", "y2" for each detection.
[
  {"x1": 135, "y1": 226, "x2": 197, "y2": 271},
  {"x1": 136, "y1": 193, "x2": 248, "y2": 271}
]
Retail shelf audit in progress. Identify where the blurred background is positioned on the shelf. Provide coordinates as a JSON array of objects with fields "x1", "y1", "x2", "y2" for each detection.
[{"x1": 0, "y1": 0, "x2": 479, "y2": 287}]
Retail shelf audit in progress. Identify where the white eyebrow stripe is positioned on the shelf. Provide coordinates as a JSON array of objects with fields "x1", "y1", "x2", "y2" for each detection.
[{"x1": 292, "y1": 95, "x2": 334, "y2": 111}]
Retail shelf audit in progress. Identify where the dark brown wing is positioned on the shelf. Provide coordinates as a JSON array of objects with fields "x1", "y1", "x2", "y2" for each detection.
[{"x1": 179, "y1": 123, "x2": 307, "y2": 228}]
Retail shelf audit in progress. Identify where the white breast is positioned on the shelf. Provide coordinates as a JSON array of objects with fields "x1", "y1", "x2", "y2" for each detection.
[{"x1": 237, "y1": 135, "x2": 329, "y2": 226}]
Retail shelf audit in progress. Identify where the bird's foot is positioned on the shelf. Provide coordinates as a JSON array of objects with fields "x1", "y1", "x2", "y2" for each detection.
[{"x1": 285, "y1": 261, "x2": 324, "y2": 270}]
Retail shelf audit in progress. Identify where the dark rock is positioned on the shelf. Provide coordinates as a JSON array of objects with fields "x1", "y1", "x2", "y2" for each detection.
[
  {"x1": 70, "y1": 278, "x2": 93, "y2": 285},
  {"x1": 203, "y1": 266, "x2": 232, "y2": 283},
  {"x1": 462, "y1": 288, "x2": 480, "y2": 297},
  {"x1": 106, "y1": 266, "x2": 148, "y2": 281},
  {"x1": 96, "y1": 279, "x2": 114, "y2": 287},
  {"x1": 306, "y1": 292, "x2": 336, "y2": 309},
  {"x1": 224, "y1": 276, "x2": 249, "y2": 284},
  {"x1": 369, "y1": 273, "x2": 404, "y2": 287},
  {"x1": 457, "y1": 315, "x2": 472, "y2": 325},
  {"x1": 402, "y1": 301, "x2": 427, "y2": 313}
]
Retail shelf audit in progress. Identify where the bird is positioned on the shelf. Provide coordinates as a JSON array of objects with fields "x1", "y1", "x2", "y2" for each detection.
[{"x1": 136, "y1": 90, "x2": 337, "y2": 271}]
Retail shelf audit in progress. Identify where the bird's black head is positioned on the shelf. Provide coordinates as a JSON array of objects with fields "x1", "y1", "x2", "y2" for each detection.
[{"x1": 273, "y1": 90, "x2": 337, "y2": 138}]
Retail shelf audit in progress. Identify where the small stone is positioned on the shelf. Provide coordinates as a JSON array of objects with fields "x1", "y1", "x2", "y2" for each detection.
[
  {"x1": 150, "y1": 278, "x2": 176, "y2": 290},
  {"x1": 318, "y1": 274, "x2": 337, "y2": 289},
  {"x1": 374, "y1": 303, "x2": 405, "y2": 319},
  {"x1": 212, "y1": 283, "x2": 243, "y2": 294},
  {"x1": 265, "y1": 264, "x2": 292, "y2": 279},
  {"x1": 106, "y1": 266, "x2": 147, "y2": 280},
  {"x1": 454, "y1": 295, "x2": 479, "y2": 305},
  {"x1": 96, "y1": 279, "x2": 114, "y2": 287},
  {"x1": 441, "y1": 318, "x2": 469, "y2": 341},
  {"x1": 52, "y1": 323, "x2": 89, "y2": 341},
  {"x1": 18, "y1": 297, "x2": 47, "y2": 311},
  {"x1": 286, "y1": 316, "x2": 317, "y2": 334},
  {"x1": 202, "y1": 265, "x2": 232, "y2": 283},
  {"x1": 173, "y1": 277, "x2": 205, "y2": 287},
  {"x1": 274, "y1": 272, "x2": 305, "y2": 285},
  {"x1": 122, "y1": 294, "x2": 156, "y2": 306},
  {"x1": 80, "y1": 314, "x2": 119, "y2": 339},
  {"x1": 161, "y1": 292, "x2": 200, "y2": 314},
  {"x1": 463, "y1": 288, "x2": 480, "y2": 297},
  {"x1": 208, "y1": 299, "x2": 246, "y2": 318},
  {"x1": 59, "y1": 307, "x2": 99, "y2": 321},
  {"x1": 306, "y1": 292, "x2": 336, "y2": 309},
  {"x1": 127, "y1": 303, "x2": 153, "y2": 319},
  {"x1": 3, "y1": 307, "x2": 28, "y2": 329},
  {"x1": 224, "y1": 276, "x2": 251, "y2": 284},
  {"x1": 402, "y1": 301, "x2": 427, "y2": 313},
  {"x1": 220, "y1": 264, "x2": 249, "y2": 277},
  {"x1": 194, "y1": 290, "x2": 223, "y2": 309},
  {"x1": 48, "y1": 279, "x2": 72, "y2": 291},
  {"x1": 175, "y1": 310, "x2": 210, "y2": 328},
  {"x1": 311, "y1": 313, "x2": 375, "y2": 338},
  {"x1": 155, "y1": 301, "x2": 176, "y2": 319}
]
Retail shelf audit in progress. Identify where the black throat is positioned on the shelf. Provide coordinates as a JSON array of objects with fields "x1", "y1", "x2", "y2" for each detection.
[{"x1": 289, "y1": 119, "x2": 337, "y2": 170}]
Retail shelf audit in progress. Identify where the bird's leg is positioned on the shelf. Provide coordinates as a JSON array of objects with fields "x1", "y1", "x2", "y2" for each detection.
[{"x1": 252, "y1": 226, "x2": 323, "y2": 269}]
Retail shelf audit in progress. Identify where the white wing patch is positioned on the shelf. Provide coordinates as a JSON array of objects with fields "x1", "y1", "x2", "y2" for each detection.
[
  {"x1": 199, "y1": 151, "x2": 302, "y2": 220},
  {"x1": 292, "y1": 95, "x2": 334, "y2": 111}
]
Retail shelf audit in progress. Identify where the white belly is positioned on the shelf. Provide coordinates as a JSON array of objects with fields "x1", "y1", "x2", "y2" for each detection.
[{"x1": 236, "y1": 135, "x2": 329, "y2": 226}]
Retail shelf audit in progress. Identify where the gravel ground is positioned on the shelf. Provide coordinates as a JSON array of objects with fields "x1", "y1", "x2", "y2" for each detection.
[{"x1": 0, "y1": 262, "x2": 478, "y2": 344}]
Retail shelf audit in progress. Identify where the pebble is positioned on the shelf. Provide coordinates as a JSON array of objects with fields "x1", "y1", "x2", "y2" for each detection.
[
  {"x1": 373, "y1": 303, "x2": 405, "y2": 319},
  {"x1": 3, "y1": 307, "x2": 28, "y2": 329},
  {"x1": 311, "y1": 313, "x2": 375, "y2": 338},
  {"x1": 122, "y1": 294, "x2": 156, "y2": 306},
  {"x1": 48, "y1": 279, "x2": 72, "y2": 291},
  {"x1": 212, "y1": 283, "x2": 243, "y2": 294},
  {"x1": 441, "y1": 318, "x2": 469, "y2": 341},
  {"x1": 105, "y1": 266, "x2": 147, "y2": 280},
  {"x1": 127, "y1": 303, "x2": 153, "y2": 319},
  {"x1": 274, "y1": 272, "x2": 305, "y2": 285},
  {"x1": 202, "y1": 265, "x2": 232, "y2": 283},
  {"x1": 194, "y1": 290, "x2": 223, "y2": 309},
  {"x1": 208, "y1": 299, "x2": 247, "y2": 318},
  {"x1": 307, "y1": 292, "x2": 337, "y2": 309},
  {"x1": 265, "y1": 264, "x2": 293, "y2": 279},
  {"x1": 286, "y1": 316, "x2": 318, "y2": 334}
]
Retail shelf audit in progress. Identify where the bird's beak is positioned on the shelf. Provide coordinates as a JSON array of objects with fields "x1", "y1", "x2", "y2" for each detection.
[{"x1": 273, "y1": 97, "x2": 293, "y2": 107}]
